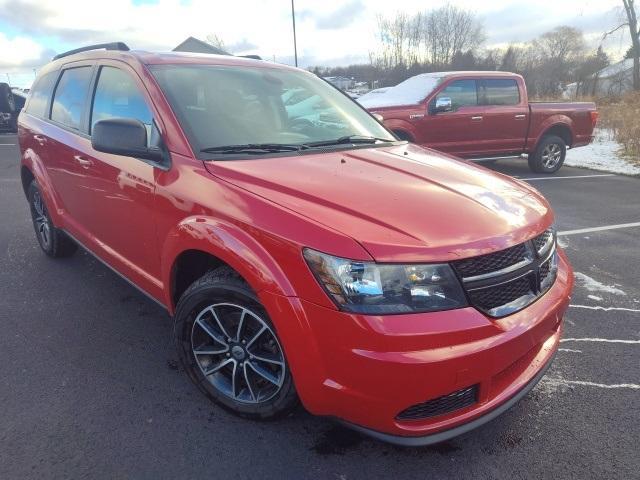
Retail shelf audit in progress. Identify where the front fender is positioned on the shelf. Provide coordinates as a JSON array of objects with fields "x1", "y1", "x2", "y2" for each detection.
[{"x1": 161, "y1": 216, "x2": 296, "y2": 314}]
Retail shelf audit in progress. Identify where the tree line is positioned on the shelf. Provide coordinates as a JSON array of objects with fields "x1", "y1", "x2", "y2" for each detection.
[{"x1": 310, "y1": 4, "x2": 619, "y2": 98}]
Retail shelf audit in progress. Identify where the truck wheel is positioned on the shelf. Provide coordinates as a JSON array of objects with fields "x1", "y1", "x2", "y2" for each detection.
[
  {"x1": 529, "y1": 135, "x2": 566, "y2": 173},
  {"x1": 27, "y1": 181, "x2": 77, "y2": 257},
  {"x1": 0, "y1": 83, "x2": 15, "y2": 113},
  {"x1": 174, "y1": 266, "x2": 298, "y2": 420},
  {"x1": 393, "y1": 130, "x2": 413, "y2": 142}
]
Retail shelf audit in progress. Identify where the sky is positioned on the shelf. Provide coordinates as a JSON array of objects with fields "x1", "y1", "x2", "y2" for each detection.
[{"x1": 0, "y1": 0, "x2": 632, "y2": 88}]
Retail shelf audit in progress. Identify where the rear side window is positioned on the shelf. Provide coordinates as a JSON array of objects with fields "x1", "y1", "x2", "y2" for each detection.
[
  {"x1": 91, "y1": 66, "x2": 153, "y2": 135},
  {"x1": 436, "y1": 80, "x2": 477, "y2": 111},
  {"x1": 26, "y1": 71, "x2": 57, "y2": 118},
  {"x1": 482, "y1": 79, "x2": 520, "y2": 106},
  {"x1": 51, "y1": 67, "x2": 93, "y2": 130}
]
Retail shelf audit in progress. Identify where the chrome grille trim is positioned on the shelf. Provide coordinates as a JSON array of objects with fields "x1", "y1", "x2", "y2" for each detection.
[{"x1": 452, "y1": 229, "x2": 558, "y2": 318}]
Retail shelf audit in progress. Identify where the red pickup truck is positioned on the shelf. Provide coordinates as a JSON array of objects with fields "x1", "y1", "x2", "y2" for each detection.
[{"x1": 359, "y1": 71, "x2": 598, "y2": 173}]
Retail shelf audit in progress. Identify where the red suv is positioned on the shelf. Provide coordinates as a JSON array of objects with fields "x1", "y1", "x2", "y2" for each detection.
[{"x1": 18, "y1": 43, "x2": 573, "y2": 446}]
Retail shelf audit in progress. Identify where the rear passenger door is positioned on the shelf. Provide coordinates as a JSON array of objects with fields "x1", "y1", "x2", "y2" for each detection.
[{"x1": 474, "y1": 78, "x2": 529, "y2": 156}]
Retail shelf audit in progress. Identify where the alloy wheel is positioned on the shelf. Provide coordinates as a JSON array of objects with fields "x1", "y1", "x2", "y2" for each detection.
[
  {"x1": 32, "y1": 190, "x2": 51, "y2": 249},
  {"x1": 191, "y1": 303, "x2": 286, "y2": 404},
  {"x1": 541, "y1": 143, "x2": 562, "y2": 169}
]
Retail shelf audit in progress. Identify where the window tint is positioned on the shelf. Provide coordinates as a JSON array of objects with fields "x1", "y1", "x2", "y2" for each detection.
[
  {"x1": 436, "y1": 80, "x2": 477, "y2": 111},
  {"x1": 51, "y1": 67, "x2": 93, "y2": 130},
  {"x1": 26, "y1": 71, "x2": 57, "y2": 118},
  {"x1": 482, "y1": 79, "x2": 520, "y2": 105},
  {"x1": 91, "y1": 67, "x2": 153, "y2": 137}
]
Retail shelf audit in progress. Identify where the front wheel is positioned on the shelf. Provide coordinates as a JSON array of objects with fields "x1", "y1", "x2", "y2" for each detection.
[
  {"x1": 528, "y1": 135, "x2": 566, "y2": 173},
  {"x1": 174, "y1": 266, "x2": 298, "y2": 419}
]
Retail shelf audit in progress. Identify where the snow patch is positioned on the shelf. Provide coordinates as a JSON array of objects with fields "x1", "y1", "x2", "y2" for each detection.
[
  {"x1": 574, "y1": 272, "x2": 626, "y2": 296},
  {"x1": 587, "y1": 294, "x2": 603, "y2": 301},
  {"x1": 357, "y1": 74, "x2": 441, "y2": 109},
  {"x1": 565, "y1": 128, "x2": 640, "y2": 176}
]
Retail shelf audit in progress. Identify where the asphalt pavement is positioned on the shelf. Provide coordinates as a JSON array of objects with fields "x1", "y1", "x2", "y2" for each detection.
[{"x1": 1, "y1": 134, "x2": 638, "y2": 479}]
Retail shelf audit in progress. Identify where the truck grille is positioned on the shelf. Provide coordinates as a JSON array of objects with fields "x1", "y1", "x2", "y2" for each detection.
[
  {"x1": 397, "y1": 385, "x2": 478, "y2": 421},
  {"x1": 453, "y1": 229, "x2": 557, "y2": 317}
]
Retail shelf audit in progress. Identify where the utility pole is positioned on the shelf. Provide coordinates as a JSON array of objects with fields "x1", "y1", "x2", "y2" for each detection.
[{"x1": 291, "y1": 0, "x2": 298, "y2": 67}]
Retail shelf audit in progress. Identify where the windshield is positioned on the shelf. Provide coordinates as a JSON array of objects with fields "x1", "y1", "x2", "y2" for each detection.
[
  {"x1": 358, "y1": 74, "x2": 442, "y2": 109},
  {"x1": 150, "y1": 65, "x2": 395, "y2": 156}
]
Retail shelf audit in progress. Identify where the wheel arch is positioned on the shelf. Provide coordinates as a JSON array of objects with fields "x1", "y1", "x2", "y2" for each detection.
[{"x1": 162, "y1": 217, "x2": 296, "y2": 314}]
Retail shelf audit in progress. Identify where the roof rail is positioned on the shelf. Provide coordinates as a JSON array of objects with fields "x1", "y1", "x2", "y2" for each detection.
[{"x1": 53, "y1": 42, "x2": 130, "y2": 61}]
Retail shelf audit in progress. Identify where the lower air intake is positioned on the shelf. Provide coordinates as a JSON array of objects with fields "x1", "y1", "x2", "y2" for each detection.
[{"x1": 396, "y1": 385, "x2": 478, "y2": 421}]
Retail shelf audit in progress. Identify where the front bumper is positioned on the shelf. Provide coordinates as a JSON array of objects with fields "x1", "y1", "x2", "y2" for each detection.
[{"x1": 259, "y1": 249, "x2": 573, "y2": 442}]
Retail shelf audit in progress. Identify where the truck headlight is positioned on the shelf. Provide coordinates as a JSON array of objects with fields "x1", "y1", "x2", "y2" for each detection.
[{"x1": 303, "y1": 248, "x2": 467, "y2": 315}]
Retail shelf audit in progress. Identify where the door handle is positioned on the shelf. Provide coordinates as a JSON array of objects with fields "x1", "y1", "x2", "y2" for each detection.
[
  {"x1": 471, "y1": 116, "x2": 483, "y2": 121},
  {"x1": 74, "y1": 155, "x2": 93, "y2": 168},
  {"x1": 33, "y1": 134, "x2": 47, "y2": 145},
  {"x1": 515, "y1": 114, "x2": 526, "y2": 119}
]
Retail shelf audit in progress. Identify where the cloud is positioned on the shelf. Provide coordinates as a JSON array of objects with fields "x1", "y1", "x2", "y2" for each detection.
[
  {"x1": 299, "y1": 1, "x2": 365, "y2": 30},
  {"x1": 227, "y1": 38, "x2": 258, "y2": 53}
]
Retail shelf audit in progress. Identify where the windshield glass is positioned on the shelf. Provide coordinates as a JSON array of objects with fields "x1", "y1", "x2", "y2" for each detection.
[
  {"x1": 150, "y1": 65, "x2": 395, "y2": 156},
  {"x1": 358, "y1": 74, "x2": 442, "y2": 109}
]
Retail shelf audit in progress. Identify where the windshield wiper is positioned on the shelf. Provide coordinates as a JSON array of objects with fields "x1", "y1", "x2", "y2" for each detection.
[
  {"x1": 303, "y1": 135, "x2": 395, "y2": 148},
  {"x1": 201, "y1": 143, "x2": 308, "y2": 154}
]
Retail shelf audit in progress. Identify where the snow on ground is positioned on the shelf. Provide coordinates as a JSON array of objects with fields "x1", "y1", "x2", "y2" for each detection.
[
  {"x1": 565, "y1": 128, "x2": 640, "y2": 176},
  {"x1": 574, "y1": 272, "x2": 626, "y2": 296}
]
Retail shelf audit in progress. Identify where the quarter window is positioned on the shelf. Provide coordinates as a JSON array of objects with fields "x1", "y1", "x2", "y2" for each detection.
[
  {"x1": 482, "y1": 79, "x2": 520, "y2": 105},
  {"x1": 436, "y1": 80, "x2": 477, "y2": 111},
  {"x1": 91, "y1": 66, "x2": 153, "y2": 138},
  {"x1": 51, "y1": 67, "x2": 93, "y2": 130},
  {"x1": 26, "y1": 71, "x2": 57, "y2": 118}
]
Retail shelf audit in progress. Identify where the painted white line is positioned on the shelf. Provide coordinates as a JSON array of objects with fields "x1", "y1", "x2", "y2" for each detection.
[
  {"x1": 570, "y1": 304, "x2": 640, "y2": 313},
  {"x1": 522, "y1": 174, "x2": 615, "y2": 181},
  {"x1": 560, "y1": 380, "x2": 640, "y2": 389},
  {"x1": 559, "y1": 222, "x2": 640, "y2": 236},
  {"x1": 0, "y1": 143, "x2": 16, "y2": 146},
  {"x1": 561, "y1": 338, "x2": 640, "y2": 344},
  {"x1": 558, "y1": 348, "x2": 582, "y2": 353}
]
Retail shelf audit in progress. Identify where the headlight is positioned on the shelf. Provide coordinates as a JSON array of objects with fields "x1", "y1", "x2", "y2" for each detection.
[{"x1": 303, "y1": 248, "x2": 467, "y2": 315}]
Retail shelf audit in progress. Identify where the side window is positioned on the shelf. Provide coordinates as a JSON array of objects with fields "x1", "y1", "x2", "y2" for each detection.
[
  {"x1": 91, "y1": 66, "x2": 154, "y2": 144},
  {"x1": 25, "y1": 71, "x2": 57, "y2": 118},
  {"x1": 482, "y1": 79, "x2": 520, "y2": 106},
  {"x1": 51, "y1": 67, "x2": 93, "y2": 130},
  {"x1": 436, "y1": 80, "x2": 477, "y2": 111}
]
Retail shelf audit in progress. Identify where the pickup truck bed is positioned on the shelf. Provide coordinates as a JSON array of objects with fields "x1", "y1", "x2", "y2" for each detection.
[{"x1": 359, "y1": 71, "x2": 598, "y2": 173}]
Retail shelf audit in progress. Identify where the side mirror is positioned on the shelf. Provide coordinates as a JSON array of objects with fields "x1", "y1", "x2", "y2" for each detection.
[
  {"x1": 434, "y1": 96, "x2": 453, "y2": 113},
  {"x1": 92, "y1": 118, "x2": 163, "y2": 162}
]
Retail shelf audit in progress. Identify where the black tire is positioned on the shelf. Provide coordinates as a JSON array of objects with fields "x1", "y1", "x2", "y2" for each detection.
[
  {"x1": 393, "y1": 130, "x2": 413, "y2": 142},
  {"x1": 528, "y1": 135, "x2": 566, "y2": 174},
  {"x1": 174, "y1": 266, "x2": 298, "y2": 420},
  {"x1": 27, "y1": 181, "x2": 77, "y2": 258},
  {"x1": 0, "y1": 83, "x2": 15, "y2": 113}
]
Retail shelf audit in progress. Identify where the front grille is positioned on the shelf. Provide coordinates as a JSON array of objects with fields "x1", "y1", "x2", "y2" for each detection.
[
  {"x1": 468, "y1": 275, "x2": 534, "y2": 312},
  {"x1": 453, "y1": 243, "x2": 528, "y2": 278},
  {"x1": 397, "y1": 385, "x2": 478, "y2": 421},
  {"x1": 453, "y1": 229, "x2": 557, "y2": 317}
]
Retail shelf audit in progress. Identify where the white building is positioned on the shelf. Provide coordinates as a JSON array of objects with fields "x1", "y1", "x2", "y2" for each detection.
[{"x1": 565, "y1": 59, "x2": 635, "y2": 98}]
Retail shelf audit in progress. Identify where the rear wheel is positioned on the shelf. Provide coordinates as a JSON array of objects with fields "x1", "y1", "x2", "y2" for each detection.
[
  {"x1": 174, "y1": 266, "x2": 298, "y2": 419},
  {"x1": 528, "y1": 135, "x2": 566, "y2": 173},
  {"x1": 27, "y1": 181, "x2": 77, "y2": 257}
]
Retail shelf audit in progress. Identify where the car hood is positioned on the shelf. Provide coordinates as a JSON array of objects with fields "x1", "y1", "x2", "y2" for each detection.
[{"x1": 204, "y1": 144, "x2": 553, "y2": 262}]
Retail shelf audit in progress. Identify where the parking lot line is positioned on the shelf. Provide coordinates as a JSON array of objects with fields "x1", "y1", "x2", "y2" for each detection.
[
  {"x1": 561, "y1": 338, "x2": 640, "y2": 344},
  {"x1": 570, "y1": 304, "x2": 640, "y2": 313},
  {"x1": 0, "y1": 143, "x2": 16, "y2": 146},
  {"x1": 520, "y1": 174, "x2": 616, "y2": 181},
  {"x1": 558, "y1": 221, "x2": 640, "y2": 236}
]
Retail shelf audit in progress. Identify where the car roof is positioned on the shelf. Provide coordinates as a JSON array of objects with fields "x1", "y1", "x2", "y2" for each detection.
[{"x1": 40, "y1": 49, "x2": 299, "y2": 76}]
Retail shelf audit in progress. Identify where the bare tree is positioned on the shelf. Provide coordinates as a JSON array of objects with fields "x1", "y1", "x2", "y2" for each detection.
[
  {"x1": 623, "y1": 0, "x2": 639, "y2": 89},
  {"x1": 206, "y1": 34, "x2": 227, "y2": 52}
]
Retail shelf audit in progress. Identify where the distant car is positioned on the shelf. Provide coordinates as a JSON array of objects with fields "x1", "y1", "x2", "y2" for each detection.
[
  {"x1": 0, "y1": 83, "x2": 23, "y2": 133},
  {"x1": 359, "y1": 71, "x2": 598, "y2": 173}
]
